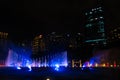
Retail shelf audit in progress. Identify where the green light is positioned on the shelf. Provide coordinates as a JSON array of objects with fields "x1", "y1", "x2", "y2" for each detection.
[{"x1": 85, "y1": 39, "x2": 106, "y2": 42}]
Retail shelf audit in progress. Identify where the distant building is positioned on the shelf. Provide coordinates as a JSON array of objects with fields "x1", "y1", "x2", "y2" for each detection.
[
  {"x1": 31, "y1": 32, "x2": 85, "y2": 66},
  {"x1": 84, "y1": 6, "x2": 106, "y2": 46},
  {"x1": 32, "y1": 34, "x2": 46, "y2": 56},
  {"x1": 107, "y1": 27, "x2": 120, "y2": 44},
  {"x1": 66, "y1": 33, "x2": 84, "y2": 49},
  {"x1": 0, "y1": 32, "x2": 8, "y2": 45},
  {"x1": 0, "y1": 32, "x2": 8, "y2": 65}
]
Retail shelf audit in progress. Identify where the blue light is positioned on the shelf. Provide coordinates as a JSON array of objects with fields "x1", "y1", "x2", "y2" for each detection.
[
  {"x1": 54, "y1": 64, "x2": 60, "y2": 71},
  {"x1": 16, "y1": 66, "x2": 21, "y2": 70},
  {"x1": 81, "y1": 65, "x2": 85, "y2": 70},
  {"x1": 28, "y1": 69, "x2": 32, "y2": 71},
  {"x1": 89, "y1": 67, "x2": 93, "y2": 70},
  {"x1": 82, "y1": 65, "x2": 85, "y2": 68},
  {"x1": 27, "y1": 65, "x2": 32, "y2": 71},
  {"x1": 55, "y1": 67, "x2": 59, "y2": 71},
  {"x1": 81, "y1": 67, "x2": 84, "y2": 70},
  {"x1": 55, "y1": 64, "x2": 59, "y2": 68},
  {"x1": 6, "y1": 48, "x2": 68, "y2": 69}
]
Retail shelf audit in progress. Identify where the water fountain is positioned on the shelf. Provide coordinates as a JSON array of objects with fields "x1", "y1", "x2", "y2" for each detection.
[{"x1": 5, "y1": 49, "x2": 68, "y2": 68}]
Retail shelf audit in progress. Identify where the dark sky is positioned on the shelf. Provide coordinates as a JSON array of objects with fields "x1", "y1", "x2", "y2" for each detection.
[{"x1": 0, "y1": 0, "x2": 120, "y2": 40}]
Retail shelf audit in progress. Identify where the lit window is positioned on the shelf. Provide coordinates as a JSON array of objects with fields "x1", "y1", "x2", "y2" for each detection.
[
  {"x1": 39, "y1": 35, "x2": 42, "y2": 38},
  {"x1": 85, "y1": 13, "x2": 87, "y2": 15},
  {"x1": 90, "y1": 12, "x2": 92, "y2": 14},
  {"x1": 86, "y1": 24, "x2": 92, "y2": 27},
  {"x1": 90, "y1": 19, "x2": 93, "y2": 21},
  {"x1": 95, "y1": 18, "x2": 98, "y2": 20},
  {"x1": 92, "y1": 9, "x2": 94, "y2": 11},
  {"x1": 99, "y1": 10, "x2": 103, "y2": 12},
  {"x1": 77, "y1": 33, "x2": 81, "y2": 35},
  {"x1": 100, "y1": 16, "x2": 103, "y2": 19}
]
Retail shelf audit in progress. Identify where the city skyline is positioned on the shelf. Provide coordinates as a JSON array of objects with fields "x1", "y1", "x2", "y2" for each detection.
[
  {"x1": 0, "y1": 0, "x2": 120, "y2": 40},
  {"x1": 0, "y1": 1, "x2": 120, "y2": 80}
]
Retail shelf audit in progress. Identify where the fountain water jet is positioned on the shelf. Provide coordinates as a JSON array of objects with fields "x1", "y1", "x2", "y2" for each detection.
[{"x1": 5, "y1": 49, "x2": 68, "y2": 68}]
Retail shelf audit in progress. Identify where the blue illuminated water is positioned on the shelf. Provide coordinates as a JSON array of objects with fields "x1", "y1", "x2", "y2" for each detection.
[{"x1": 5, "y1": 49, "x2": 68, "y2": 68}]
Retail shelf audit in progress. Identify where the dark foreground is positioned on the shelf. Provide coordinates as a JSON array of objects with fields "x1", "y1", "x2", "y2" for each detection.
[{"x1": 0, "y1": 67, "x2": 119, "y2": 80}]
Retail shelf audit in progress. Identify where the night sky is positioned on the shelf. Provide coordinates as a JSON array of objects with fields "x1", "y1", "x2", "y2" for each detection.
[{"x1": 0, "y1": 0, "x2": 120, "y2": 40}]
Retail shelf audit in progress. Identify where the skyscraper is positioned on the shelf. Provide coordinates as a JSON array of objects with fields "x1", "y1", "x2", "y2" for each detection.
[{"x1": 84, "y1": 5, "x2": 106, "y2": 46}]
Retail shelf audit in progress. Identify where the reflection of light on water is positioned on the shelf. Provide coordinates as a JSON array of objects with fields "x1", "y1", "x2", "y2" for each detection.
[
  {"x1": 28, "y1": 65, "x2": 32, "y2": 71},
  {"x1": 16, "y1": 66, "x2": 21, "y2": 70},
  {"x1": 55, "y1": 64, "x2": 60, "y2": 71}
]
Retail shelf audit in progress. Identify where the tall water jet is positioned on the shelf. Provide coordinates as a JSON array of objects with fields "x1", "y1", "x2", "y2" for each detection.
[{"x1": 5, "y1": 49, "x2": 18, "y2": 66}]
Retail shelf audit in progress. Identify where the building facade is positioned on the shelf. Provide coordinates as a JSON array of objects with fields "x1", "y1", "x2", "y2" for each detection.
[
  {"x1": 107, "y1": 27, "x2": 120, "y2": 45},
  {"x1": 84, "y1": 6, "x2": 106, "y2": 46},
  {"x1": 32, "y1": 34, "x2": 46, "y2": 56}
]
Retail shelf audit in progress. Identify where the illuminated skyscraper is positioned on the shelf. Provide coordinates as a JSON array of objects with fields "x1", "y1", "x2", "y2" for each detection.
[{"x1": 84, "y1": 6, "x2": 106, "y2": 46}]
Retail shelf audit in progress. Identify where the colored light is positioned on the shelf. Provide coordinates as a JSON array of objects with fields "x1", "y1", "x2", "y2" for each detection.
[
  {"x1": 27, "y1": 65, "x2": 32, "y2": 71},
  {"x1": 102, "y1": 64, "x2": 106, "y2": 67},
  {"x1": 114, "y1": 61, "x2": 116, "y2": 67},
  {"x1": 46, "y1": 78, "x2": 50, "y2": 80},
  {"x1": 5, "y1": 49, "x2": 68, "y2": 69},
  {"x1": 95, "y1": 63, "x2": 98, "y2": 67},
  {"x1": 55, "y1": 67, "x2": 59, "y2": 71},
  {"x1": 16, "y1": 66, "x2": 21, "y2": 70},
  {"x1": 55, "y1": 64, "x2": 60, "y2": 71},
  {"x1": 110, "y1": 65, "x2": 113, "y2": 67},
  {"x1": 55, "y1": 64, "x2": 59, "y2": 68},
  {"x1": 89, "y1": 64, "x2": 92, "y2": 67}
]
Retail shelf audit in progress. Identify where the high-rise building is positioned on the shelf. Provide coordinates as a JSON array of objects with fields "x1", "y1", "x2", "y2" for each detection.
[
  {"x1": 0, "y1": 32, "x2": 8, "y2": 65},
  {"x1": 32, "y1": 35, "x2": 46, "y2": 55},
  {"x1": 84, "y1": 6, "x2": 106, "y2": 46}
]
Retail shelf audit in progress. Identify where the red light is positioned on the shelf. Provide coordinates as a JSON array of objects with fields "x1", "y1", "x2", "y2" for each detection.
[
  {"x1": 106, "y1": 63, "x2": 109, "y2": 67},
  {"x1": 114, "y1": 61, "x2": 116, "y2": 67}
]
